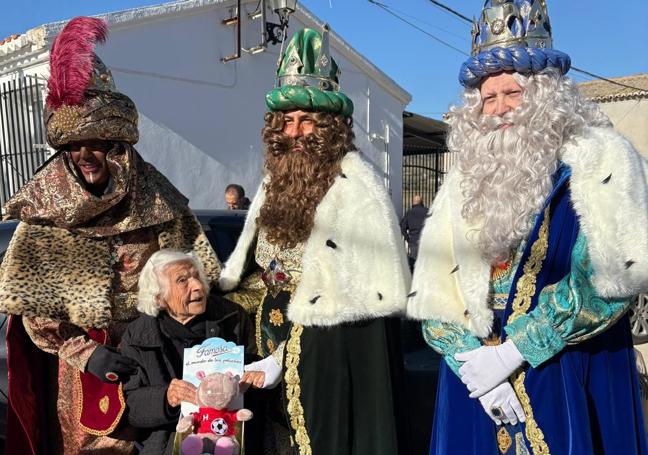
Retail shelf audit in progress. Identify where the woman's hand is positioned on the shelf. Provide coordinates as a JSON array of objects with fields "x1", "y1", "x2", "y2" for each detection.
[
  {"x1": 240, "y1": 371, "x2": 266, "y2": 392},
  {"x1": 166, "y1": 379, "x2": 197, "y2": 407}
]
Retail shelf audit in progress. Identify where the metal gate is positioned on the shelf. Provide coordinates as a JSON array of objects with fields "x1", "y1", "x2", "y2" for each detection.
[
  {"x1": 0, "y1": 75, "x2": 49, "y2": 210},
  {"x1": 402, "y1": 149, "x2": 456, "y2": 213},
  {"x1": 401, "y1": 112, "x2": 455, "y2": 214}
]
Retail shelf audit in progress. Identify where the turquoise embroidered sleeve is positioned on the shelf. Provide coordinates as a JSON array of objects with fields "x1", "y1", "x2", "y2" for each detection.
[
  {"x1": 505, "y1": 233, "x2": 631, "y2": 368},
  {"x1": 422, "y1": 319, "x2": 482, "y2": 376}
]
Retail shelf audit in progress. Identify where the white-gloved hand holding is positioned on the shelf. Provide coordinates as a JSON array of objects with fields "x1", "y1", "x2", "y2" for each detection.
[
  {"x1": 478, "y1": 382, "x2": 526, "y2": 426},
  {"x1": 455, "y1": 340, "x2": 525, "y2": 398},
  {"x1": 241, "y1": 355, "x2": 283, "y2": 390}
]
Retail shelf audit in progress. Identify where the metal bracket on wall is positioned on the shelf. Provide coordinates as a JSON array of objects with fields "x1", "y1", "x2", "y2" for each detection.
[
  {"x1": 242, "y1": 1, "x2": 269, "y2": 54},
  {"x1": 222, "y1": 0, "x2": 242, "y2": 62},
  {"x1": 222, "y1": 0, "x2": 288, "y2": 61}
]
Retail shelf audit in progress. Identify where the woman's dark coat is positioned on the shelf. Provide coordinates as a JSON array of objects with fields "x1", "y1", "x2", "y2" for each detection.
[{"x1": 121, "y1": 295, "x2": 256, "y2": 455}]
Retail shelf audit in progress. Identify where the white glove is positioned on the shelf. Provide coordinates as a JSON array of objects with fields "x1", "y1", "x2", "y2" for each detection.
[
  {"x1": 244, "y1": 355, "x2": 282, "y2": 389},
  {"x1": 455, "y1": 340, "x2": 524, "y2": 398},
  {"x1": 478, "y1": 382, "x2": 526, "y2": 426}
]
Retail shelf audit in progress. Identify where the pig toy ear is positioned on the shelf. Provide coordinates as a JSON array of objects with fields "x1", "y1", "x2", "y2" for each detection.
[
  {"x1": 225, "y1": 371, "x2": 233, "y2": 378},
  {"x1": 196, "y1": 371, "x2": 206, "y2": 381}
]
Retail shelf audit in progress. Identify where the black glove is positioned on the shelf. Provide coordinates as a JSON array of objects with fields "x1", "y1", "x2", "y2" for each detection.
[{"x1": 86, "y1": 345, "x2": 139, "y2": 383}]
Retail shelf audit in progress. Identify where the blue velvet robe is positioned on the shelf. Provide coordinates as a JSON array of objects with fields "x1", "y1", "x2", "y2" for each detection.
[{"x1": 424, "y1": 166, "x2": 647, "y2": 454}]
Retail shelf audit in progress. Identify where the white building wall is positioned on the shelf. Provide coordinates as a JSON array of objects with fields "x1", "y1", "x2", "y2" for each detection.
[
  {"x1": 597, "y1": 99, "x2": 648, "y2": 159},
  {"x1": 0, "y1": 1, "x2": 409, "y2": 213}
]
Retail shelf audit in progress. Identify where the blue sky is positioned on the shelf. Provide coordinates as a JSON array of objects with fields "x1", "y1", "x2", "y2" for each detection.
[{"x1": 2, "y1": 1, "x2": 647, "y2": 120}]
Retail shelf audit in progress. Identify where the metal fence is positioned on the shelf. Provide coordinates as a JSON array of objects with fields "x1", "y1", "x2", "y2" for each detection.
[
  {"x1": 402, "y1": 148, "x2": 457, "y2": 213},
  {"x1": 0, "y1": 75, "x2": 49, "y2": 209}
]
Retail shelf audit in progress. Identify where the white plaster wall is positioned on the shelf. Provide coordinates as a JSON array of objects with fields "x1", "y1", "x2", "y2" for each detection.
[
  {"x1": 0, "y1": 62, "x2": 48, "y2": 84},
  {"x1": 597, "y1": 99, "x2": 648, "y2": 159},
  {"x1": 89, "y1": 1, "x2": 407, "y2": 212}
]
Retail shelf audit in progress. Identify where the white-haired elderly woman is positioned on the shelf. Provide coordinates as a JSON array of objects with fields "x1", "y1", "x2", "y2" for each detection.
[{"x1": 121, "y1": 249, "x2": 257, "y2": 455}]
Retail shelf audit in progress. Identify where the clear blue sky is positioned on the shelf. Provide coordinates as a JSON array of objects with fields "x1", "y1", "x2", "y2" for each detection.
[{"x1": 2, "y1": 1, "x2": 647, "y2": 120}]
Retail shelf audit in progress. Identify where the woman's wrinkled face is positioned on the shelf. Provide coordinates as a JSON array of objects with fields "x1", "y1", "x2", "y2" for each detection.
[
  {"x1": 159, "y1": 260, "x2": 207, "y2": 323},
  {"x1": 68, "y1": 140, "x2": 111, "y2": 190}
]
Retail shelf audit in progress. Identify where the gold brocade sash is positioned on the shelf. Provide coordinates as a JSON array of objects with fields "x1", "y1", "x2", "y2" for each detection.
[
  {"x1": 284, "y1": 323, "x2": 312, "y2": 455},
  {"x1": 506, "y1": 207, "x2": 551, "y2": 454}
]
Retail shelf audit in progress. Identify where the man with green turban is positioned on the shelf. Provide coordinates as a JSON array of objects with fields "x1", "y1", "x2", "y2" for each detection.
[{"x1": 221, "y1": 27, "x2": 411, "y2": 454}]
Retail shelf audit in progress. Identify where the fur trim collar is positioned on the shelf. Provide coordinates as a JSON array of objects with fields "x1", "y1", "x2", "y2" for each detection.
[
  {"x1": 561, "y1": 127, "x2": 648, "y2": 297},
  {"x1": 407, "y1": 126, "x2": 648, "y2": 337},
  {"x1": 219, "y1": 152, "x2": 411, "y2": 327}
]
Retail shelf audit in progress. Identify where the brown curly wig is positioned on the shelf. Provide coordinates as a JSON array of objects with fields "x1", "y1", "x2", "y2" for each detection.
[{"x1": 258, "y1": 110, "x2": 357, "y2": 248}]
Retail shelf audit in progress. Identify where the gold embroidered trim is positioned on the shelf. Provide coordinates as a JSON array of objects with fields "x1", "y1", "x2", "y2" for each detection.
[
  {"x1": 284, "y1": 323, "x2": 312, "y2": 455},
  {"x1": 497, "y1": 426, "x2": 513, "y2": 453},
  {"x1": 506, "y1": 207, "x2": 551, "y2": 455},
  {"x1": 269, "y1": 308, "x2": 285, "y2": 326},
  {"x1": 74, "y1": 373, "x2": 126, "y2": 436},
  {"x1": 507, "y1": 208, "x2": 550, "y2": 324},
  {"x1": 256, "y1": 229, "x2": 305, "y2": 272},
  {"x1": 512, "y1": 372, "x2": 548, "y2": 454},
  {"x1": 99, "y1": 395, "x2": 109, "y2": 414},
  {"x1": 255, "y1": 297, "x2": 264, "y2": 356}
]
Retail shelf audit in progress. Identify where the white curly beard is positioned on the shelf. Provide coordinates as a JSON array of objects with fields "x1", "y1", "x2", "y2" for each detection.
[
  {"x1": 447, "y1": 70, "x2": 611, "y2": 265},
  {"x1": 457, "y1": 111, "x2": 558, "y2": 264}
]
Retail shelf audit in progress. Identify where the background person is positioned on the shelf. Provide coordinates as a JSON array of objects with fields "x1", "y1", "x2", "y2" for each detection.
[
  {"x1": 225, "y1": 184, "x2": 251, "y2": 210},
  {"x1": 400, "y1": 194, "x2": 427, "y2": 270}
]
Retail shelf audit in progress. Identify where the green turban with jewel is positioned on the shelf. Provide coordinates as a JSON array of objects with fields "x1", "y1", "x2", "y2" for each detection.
[{"x1": 266, "y1": 27, "x2": 354, "y2": 117}]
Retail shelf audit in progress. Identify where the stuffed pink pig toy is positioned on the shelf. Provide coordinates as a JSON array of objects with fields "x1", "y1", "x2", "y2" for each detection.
[{"x1": 177, "y1": 372, "x2": 253, "y2": 455}]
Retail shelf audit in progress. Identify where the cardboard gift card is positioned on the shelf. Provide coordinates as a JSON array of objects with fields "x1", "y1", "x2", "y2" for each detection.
[{"x1": 181, "y1": 337, "x2": 244, "y2": 415}]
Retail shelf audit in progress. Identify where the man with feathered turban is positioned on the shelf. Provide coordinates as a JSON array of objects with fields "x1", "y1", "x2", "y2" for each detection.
[
  {"x1": 220, "y1": 27, "x2": 411, "y2": 454},
  {"x1": 407, "y1": 1, "x2": 648, "y2": 454},
  {"x1": 0, "y1": 17, "x2": 221, "y2": 454}
]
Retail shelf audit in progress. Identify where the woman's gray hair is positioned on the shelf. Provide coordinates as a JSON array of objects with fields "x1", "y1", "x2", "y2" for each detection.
[{"x1": 137, "y1": 249, "x2": 209, "y2": 317}]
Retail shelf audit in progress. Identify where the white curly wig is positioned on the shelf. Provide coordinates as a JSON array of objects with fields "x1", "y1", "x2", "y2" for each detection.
[
  {"x1": 137, "y1": 249, "x2": 209, "y2": 317},
  {"x1": 446, "y1": 68, "x2": 611, "y2": 264}
]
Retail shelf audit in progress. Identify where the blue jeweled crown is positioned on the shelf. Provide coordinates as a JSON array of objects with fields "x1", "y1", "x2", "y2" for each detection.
[
  {"x1": 471, "y1": 0, "x2": 553, "y2": 56},
  {"x1": 459, "y1": 0, "x2": 570, "y2": 88}
]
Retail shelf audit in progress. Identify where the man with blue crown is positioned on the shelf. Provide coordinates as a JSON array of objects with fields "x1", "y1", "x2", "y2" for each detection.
[{"x1": 407, "y1": 0, "x2": 648, "y2": 453}]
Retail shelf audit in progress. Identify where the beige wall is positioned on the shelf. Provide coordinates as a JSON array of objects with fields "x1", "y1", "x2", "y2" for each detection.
[{"x1": 597, "y1": 98, "x2": 648, "y2": 159}]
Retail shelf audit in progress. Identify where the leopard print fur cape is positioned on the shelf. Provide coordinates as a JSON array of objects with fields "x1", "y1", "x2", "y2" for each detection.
[{"x1": 0, "y1": 215, "x2": 221, "y2": 328}]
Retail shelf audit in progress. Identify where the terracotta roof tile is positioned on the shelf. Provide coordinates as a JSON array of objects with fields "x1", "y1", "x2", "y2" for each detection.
[
  {"x1": 0, "y1": 34, "x2": 20, "y2": 46},
  {"x1": 579, "y1": 73, "x2": 648, "y2": 102}
]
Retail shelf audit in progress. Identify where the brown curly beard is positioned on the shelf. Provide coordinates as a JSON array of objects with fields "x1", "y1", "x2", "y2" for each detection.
[{"x1": 258, "y1": 111, "x2": 357, "y2": 248}]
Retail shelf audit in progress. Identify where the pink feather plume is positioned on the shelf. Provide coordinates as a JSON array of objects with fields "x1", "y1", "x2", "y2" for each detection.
[{"x1": 46, "y1": 17, "x2": 109, "y2": 109}]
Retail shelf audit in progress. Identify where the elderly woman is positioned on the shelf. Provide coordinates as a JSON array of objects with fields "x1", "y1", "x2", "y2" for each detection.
[{"x1": 121, "y1": 250, "x2": 255, "y2": 455}]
